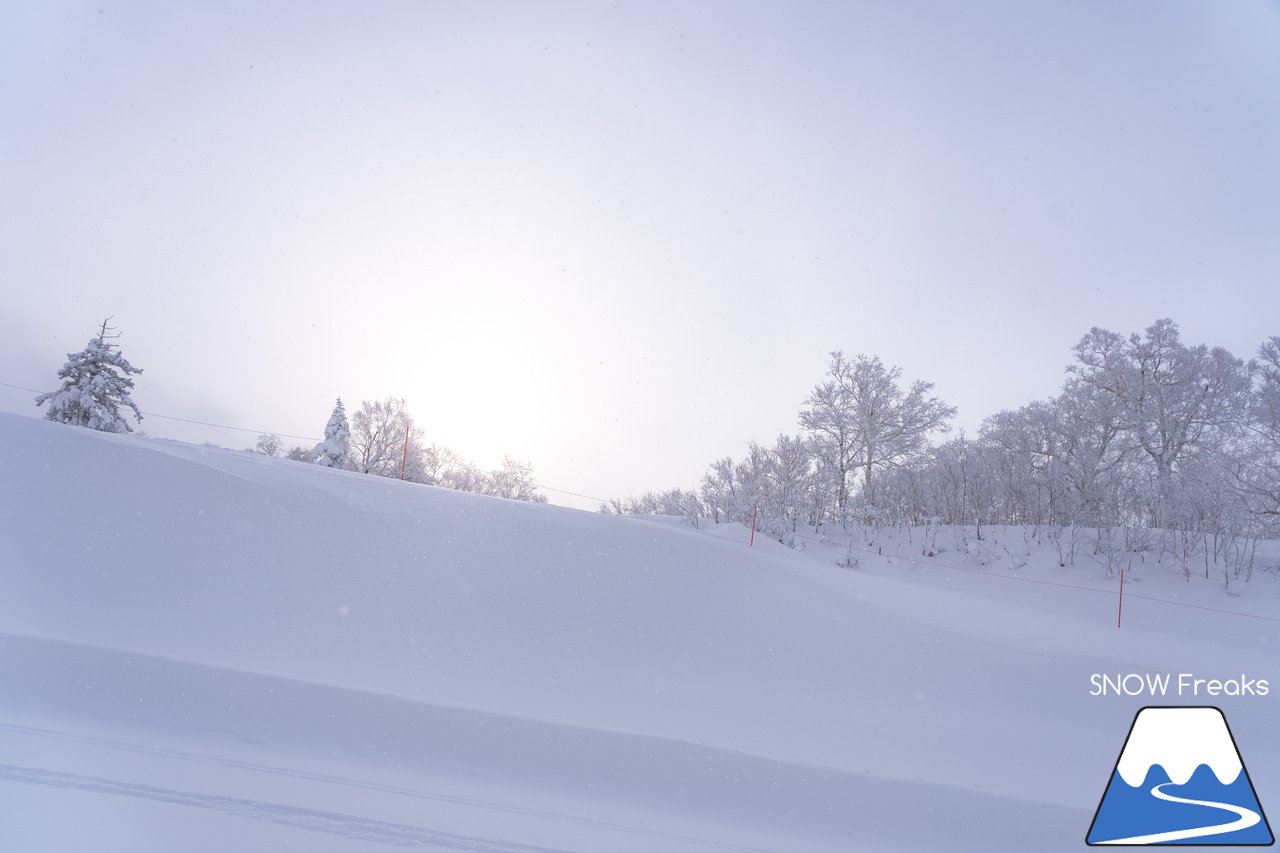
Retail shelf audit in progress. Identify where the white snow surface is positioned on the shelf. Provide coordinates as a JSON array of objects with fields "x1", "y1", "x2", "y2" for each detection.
[
  {"x1": 2, "y1": 411, "x2": 1279, "y2": 851},
  {"x1": 1116, "y1": 707, "x2": 1243, "y2": 787}
]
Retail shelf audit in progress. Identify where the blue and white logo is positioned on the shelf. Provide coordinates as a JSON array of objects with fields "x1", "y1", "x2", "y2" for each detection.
[{"x1": 1087, "y1": 706, "x2": 1273, "y2": 845}]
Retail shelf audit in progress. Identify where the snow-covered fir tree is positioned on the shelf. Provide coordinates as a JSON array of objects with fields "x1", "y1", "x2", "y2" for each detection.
[
  {"x1": 314, "y1": 398, "x2": 350, "y2": 468},
  {"x1": 35, "y1": 319, "x2": 144, "y2": 433}
]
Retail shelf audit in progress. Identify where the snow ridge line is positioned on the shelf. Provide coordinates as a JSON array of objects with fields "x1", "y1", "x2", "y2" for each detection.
[{"x1": 0, "y1": 724, "x2": 784, "y2": 853}]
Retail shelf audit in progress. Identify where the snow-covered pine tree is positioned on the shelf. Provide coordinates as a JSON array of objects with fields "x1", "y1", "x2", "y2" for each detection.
[
  {"x1": 314, "y1": 398, "x2": 350, "y2": 468},
  {"x1": 35, "y1": 319, "x2": 144, "y2": 433}
]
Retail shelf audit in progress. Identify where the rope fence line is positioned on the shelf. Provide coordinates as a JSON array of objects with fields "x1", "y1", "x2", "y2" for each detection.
[
  {"x1": 0, "y1": 381, "x2": 49, "y2": 394},
  {"x1": 1, "y1": 379, "x2": 608, "y2": 504},
  {"x1": 536, "y1": 485, "x2": 610, "y2": 502},
  {"x1": 749, "y1": 521, "x2": 1280, "y2": 625},
  {"x1": 145, "y1": 412, "x2": 322, "y2": 441},
  {"x1": 2, "y1": 381, "x2": 324, "y2": 441},
  {"x1": 1112, "y1": 593, "x2": 1280, "y2": 624}
]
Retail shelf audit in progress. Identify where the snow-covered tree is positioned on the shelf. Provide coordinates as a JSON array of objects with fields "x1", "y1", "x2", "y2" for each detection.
[
  {"x1": 348, "y1": 397, "x2": 428, "y2": 479},
  {"x1": 1254, "y1": 337, "x2": 1280, "y2": 451},
  {"x1": 799, "y1": 352, "x2": 861, "y2": 515},
  {"x1": 800, "y1": 351, "x2": 955, "y2": 516},
  {"x1": 1070, "y1": 319, "x2": 1251, "y2": 525},
  {"x1": 700, "y1": 456, "x2": 750, "y2": 524},
  {"x1": 314, "y1": 398, "x2": 350, "y2": 468},
  {"x1": 427, "y1": 444, "x2": 482, "y2": 491},
  {"x1": 978, "y1": 404, "x2": 1056, "y2": 526},
  {"x1": 688, "y1": 437, "x2": 814, "y2": 530},
  {"x1": 286, "y1": 445, "x2": 316, "y2": 463},
  {"x1": 602, "y1": 488, "x2": 702, "y2": 518},
  {"x1": 483, "y1": 456, "x2": 547, "y2": 502},
  {"x1": 1230, "y1": 336, "x2": 1280, "y2": 523},
  {"x1": 764, "y1": 434, "x2": 815, "y2": 531},
  {"x1": 1048, "y1": 380, "x2": 1135, "y2": 526},
  {"x1": 35, "y1": 319, "x2": 144, "y2": 433},
  {"x1": 255, "y1": 433, "x2": 284, "y2": 457}
]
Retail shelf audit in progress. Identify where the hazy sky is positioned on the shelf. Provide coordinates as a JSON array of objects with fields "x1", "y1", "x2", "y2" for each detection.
[{"x1": 4, "y1": 1, "x2": 1279, "y2": 509}]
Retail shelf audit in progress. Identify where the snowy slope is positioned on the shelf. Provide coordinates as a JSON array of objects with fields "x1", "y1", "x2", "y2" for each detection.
[{"x1": 2, "y1": 411, "x2": 1278, "y2": 851}]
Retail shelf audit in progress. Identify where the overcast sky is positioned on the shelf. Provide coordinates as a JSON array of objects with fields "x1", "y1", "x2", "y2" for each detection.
[{"x1": 3, "y1": 1, "x2": 1279, "y2": 509}]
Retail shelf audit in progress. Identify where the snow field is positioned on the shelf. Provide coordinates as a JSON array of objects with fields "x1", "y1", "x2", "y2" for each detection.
[{"x1": 2, "y1": 411, "x2": 1278, "y2": 851}]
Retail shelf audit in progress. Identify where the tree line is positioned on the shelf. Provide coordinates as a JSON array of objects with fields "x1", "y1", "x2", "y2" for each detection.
[
  {"x1": 254, "y1": 397, "x2": 546, "y2": 503},
  {"x1": 604, "y1": 319, "x2": 1280, "y2": 580},
  {"x1": 34, "y1": 320, "x2": 546, "y2": 503}
]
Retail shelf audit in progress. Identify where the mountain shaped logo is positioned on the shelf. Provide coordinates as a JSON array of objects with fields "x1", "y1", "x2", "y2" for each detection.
[{"x1": 1087, "y1": 706, "x2": 1273, "y2": 846}]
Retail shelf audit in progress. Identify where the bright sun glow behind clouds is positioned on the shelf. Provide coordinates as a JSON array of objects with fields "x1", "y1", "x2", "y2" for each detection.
[{"x1": 3, "y1": 1, "x2": 1280, "y2": 507}]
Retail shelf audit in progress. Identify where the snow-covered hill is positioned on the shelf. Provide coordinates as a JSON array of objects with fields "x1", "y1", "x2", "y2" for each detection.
[{"x1": 2, "y1": 412, "x2": 1278, "y2": 852}]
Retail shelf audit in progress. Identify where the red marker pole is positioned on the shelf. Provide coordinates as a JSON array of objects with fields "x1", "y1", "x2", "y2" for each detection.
[
  {"x1": 1117, "y1": 570, "x2": 1124, "y2": 628},
  {"x1": 749, "y1": 506, "x2": 757, "y2": 546},
  {"x1": 401, "y1": 426, "x2": 409, "y2": 480}
]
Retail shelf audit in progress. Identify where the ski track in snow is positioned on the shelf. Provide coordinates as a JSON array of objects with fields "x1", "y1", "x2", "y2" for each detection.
[
  {"x1": 1093, "y1": 781, "x2": 1262, "y2": 845},
  {"x1": 0, "y1": 762, "x2": 570, "y2": 852},
  {"x1": 0, "y1": 723, "x2": 782, "y2": 853}
]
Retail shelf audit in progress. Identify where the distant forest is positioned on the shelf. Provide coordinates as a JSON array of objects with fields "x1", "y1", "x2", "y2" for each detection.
[{"x1": 605, "y1": 319, "x2": 1280, "y2": 578}]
